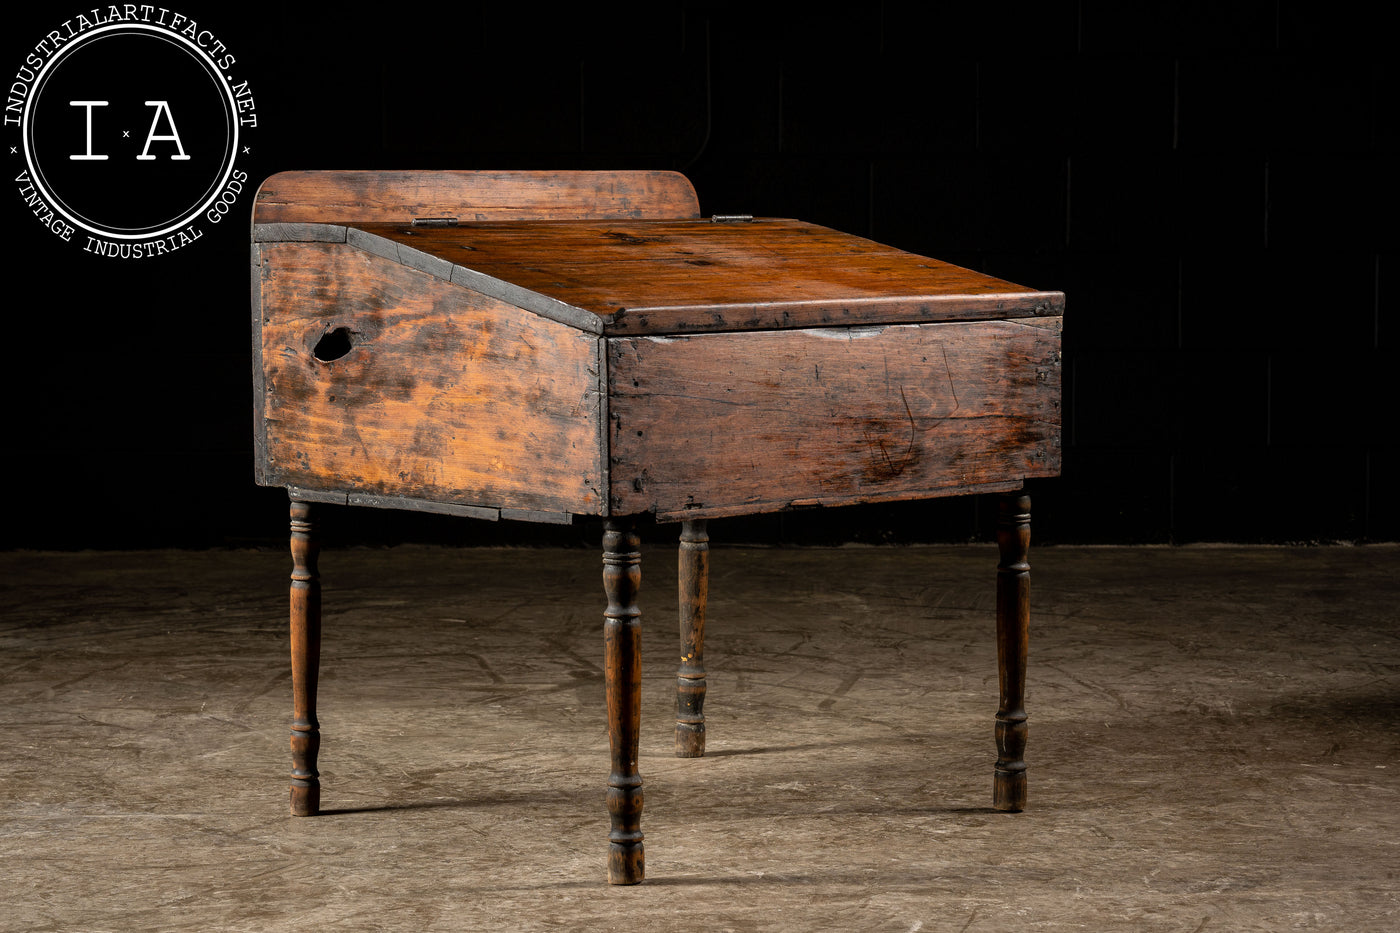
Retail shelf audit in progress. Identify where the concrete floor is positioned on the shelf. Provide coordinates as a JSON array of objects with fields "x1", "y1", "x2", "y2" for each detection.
[{"x1": 2, "y1": 543, "x2": 1398, "y2": 931}]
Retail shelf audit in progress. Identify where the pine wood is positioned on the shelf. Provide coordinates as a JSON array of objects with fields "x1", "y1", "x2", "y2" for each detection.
[
  {"x1": 340, "y1": 219, "x2": 1063, "y2": 335},
  {"x1": 257, "y1": 241, "x2": 606, "y2": 516},
  {"x1": 253, "y1": 170, "x2": 701, "y2": 224},
  {"x1": 608, "y1": 319, "x2": 1060, "y2": 519},
  {"x1": 252, "y1": 169, "x2": 1061, "y2": 884}
]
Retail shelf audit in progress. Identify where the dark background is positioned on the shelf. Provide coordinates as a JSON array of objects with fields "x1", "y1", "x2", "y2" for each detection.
[{"x1": 5, "y1": 1, "x2": 1394, "y2": 549}]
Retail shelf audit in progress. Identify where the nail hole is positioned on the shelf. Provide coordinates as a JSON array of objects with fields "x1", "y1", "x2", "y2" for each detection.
[{"x1": 313, "y1": 327, "x2": 353, "y2": 362}]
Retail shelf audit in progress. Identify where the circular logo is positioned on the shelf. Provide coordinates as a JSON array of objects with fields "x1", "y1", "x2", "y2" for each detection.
[{"x1": 9, "y1": 9, "x2": 256, "y2": 257}]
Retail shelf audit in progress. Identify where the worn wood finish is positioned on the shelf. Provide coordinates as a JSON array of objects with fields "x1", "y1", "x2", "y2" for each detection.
[
  {"x1": 250, "y1": 243, "x2": 269, "y2": 481},
  {"x1": 994, "y1": 492, "x2": 1032, "y2": 812},
  {"x1": 288, "y1": 499, "x2": 321, "y2": 817},
  {"x1": 675, "y1": 520, "x2": 709, "y2": 758},
  {"x1": 603, "y1": 520, "x2": 645, "y2": 884},
  {"x1": 257, "y1": 241, "x2": 605, "y2": 518},
  {"x1": 608, "y1": 319, "x2": 1061, "y2": 519},
  {"x1": 253, "y1": 170, "x2": 1061, "y2": 883},
  {"x1": 348, "y1": 219, "x2": 1063, "y2": 336},
  {"x1": 332, "y1": 225, "x2": 606, "y2": 335},
  {"x1": 253, "y1": 170, "x2": 701, "y2": 225},
  {"x1": 253, "y1": 222, "x2": 348, "y2": 243}
]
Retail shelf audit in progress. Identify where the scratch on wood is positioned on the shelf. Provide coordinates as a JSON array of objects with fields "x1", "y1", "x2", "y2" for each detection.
[
  {"x1": 810, "y1": 326, "x2": 887, "y2": 340},
  {"x1": 942, "y1": 345, "x2": 959, "y2": 407}
]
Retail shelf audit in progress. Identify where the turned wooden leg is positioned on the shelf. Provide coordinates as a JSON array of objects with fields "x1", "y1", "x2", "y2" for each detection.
[
  {"x1": 676, "y1": 519, "x2": 709, "y2": 758},
  {"x1": 289, "y1": 499, "x2": 322, "y2": 817},
  {"x1": 994, "y1": 491, "x2": 1031, "y2": 812},
  {"x1": 603, "y1": 520, "x2": 644, "y2": 884}
]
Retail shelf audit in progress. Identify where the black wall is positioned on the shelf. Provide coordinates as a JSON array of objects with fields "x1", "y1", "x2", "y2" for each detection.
[{"x1": 6, "y1": 2, "x2": 1394, "y2": 548}]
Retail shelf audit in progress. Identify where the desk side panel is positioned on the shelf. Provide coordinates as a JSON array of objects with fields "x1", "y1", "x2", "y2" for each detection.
[
  {"x1": 608, "y1": 319, "x2": 1061, "y2": 519},
  {"x1": 256, "y1": 241, "x2": 606, "y2": 516}
]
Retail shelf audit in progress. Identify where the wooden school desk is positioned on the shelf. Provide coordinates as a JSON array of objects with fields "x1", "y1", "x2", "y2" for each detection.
[{"x1": 250, "y1": 170, "x2": 1063, "y2": 884}]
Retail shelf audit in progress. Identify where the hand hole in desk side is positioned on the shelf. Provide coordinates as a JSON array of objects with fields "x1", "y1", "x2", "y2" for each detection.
[{"x1": 313, "y1": 327, "x2": 354, "y2": 362}]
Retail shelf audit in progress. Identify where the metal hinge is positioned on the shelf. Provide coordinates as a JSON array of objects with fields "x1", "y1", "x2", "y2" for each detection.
[
  {"x1": 412, "y1": 217, "x2": 458, "y2": 227},
  {"x1": 710, "y1": 214, "x2": 753, "y2": 223}
]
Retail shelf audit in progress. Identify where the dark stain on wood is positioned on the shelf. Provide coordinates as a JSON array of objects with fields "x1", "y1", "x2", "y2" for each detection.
[
  {"x1": 858, "y1": 386, "x2": 926, "y2": 484},
  {"x1": 336, "y1": 218, "x2": 1063, "y2": 337},
  {"x1": 254, "y1": 170, "x2": 701, "y2": 225},
  {"x1": 251, "y1": 169, "x2": 1062, "y2": 886},
  {"x1": 606, "y1": 320, "x2": 1060, "y2": 518}
]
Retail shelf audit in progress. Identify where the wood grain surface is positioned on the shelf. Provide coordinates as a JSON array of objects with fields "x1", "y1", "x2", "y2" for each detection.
[
  {"x1": 257, "y1": 242, "x2": 606, "y2": 516},
  {"x1": 342, "y1": 219, "x2": 1063, "y2": 335},
  {"x1": 607, "y1": 318, "x2": 1062, "y2": 519},
  {"x1": 252, "y1": 173, "x2": 1064, "y2": 522},
  {"x1": 253, "y1": 170, "x2": 701, "y2": 224}
]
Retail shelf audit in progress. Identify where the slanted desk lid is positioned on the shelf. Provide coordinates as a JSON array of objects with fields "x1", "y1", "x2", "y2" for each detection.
[
  {"x1": 259, "y1": 217, "x2": 1063, "y2": 337},
  {"x1": 252, "y1": 170, "x2": 1062, "y2": 337}
]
